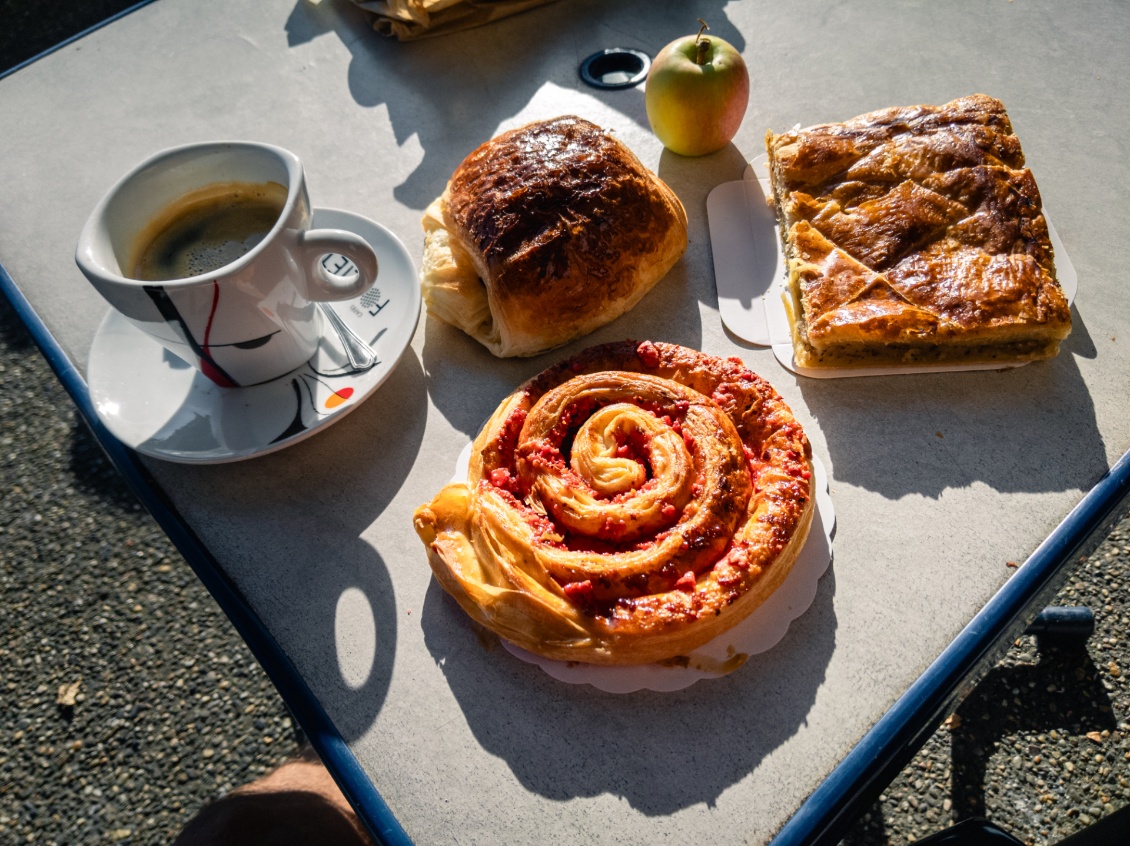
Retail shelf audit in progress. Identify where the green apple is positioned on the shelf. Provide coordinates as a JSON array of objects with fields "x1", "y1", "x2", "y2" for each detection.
[{"x1": 645, "y1": 22, "x2": 750, "y2": 156}]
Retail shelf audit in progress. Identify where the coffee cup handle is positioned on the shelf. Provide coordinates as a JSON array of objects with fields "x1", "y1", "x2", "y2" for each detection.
[{"x1": 297, "y1": 229, "x2": 380, "y2": 301}]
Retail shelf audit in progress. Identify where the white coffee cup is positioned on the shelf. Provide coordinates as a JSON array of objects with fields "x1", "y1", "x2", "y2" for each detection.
[{"x1": 76, "y1": 141, "x2": 379, "y2": 387}]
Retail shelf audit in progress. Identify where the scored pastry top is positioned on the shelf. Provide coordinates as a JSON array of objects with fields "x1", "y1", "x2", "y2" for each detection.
[{"x1": 766, "y1": 94, "x2": 1071, "y2": 364}]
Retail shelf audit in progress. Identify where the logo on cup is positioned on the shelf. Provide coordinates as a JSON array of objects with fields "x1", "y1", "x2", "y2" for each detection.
[{"x1": 321, "y1": 253, "x2": 359, "y2": 279}]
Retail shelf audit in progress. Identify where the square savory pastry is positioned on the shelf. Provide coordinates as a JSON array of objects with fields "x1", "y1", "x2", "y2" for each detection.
[{"x1": 765, "y1": 94, "x2": 1072, "y2": 369}]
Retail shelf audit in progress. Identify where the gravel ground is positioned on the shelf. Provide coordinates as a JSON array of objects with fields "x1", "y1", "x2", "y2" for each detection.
[
  {"x1": 0, "y1": 0, "x2": 143, "y2": 71},
  {"x1": 842, "y1": 522, "x2": 1130, "y2": 846},
  {"x1": 1, "y1": 6, "x2": 1128, "y2": 845},
  {"x1": 0, "y1": 303, "x2": 300, "y2": 843}
]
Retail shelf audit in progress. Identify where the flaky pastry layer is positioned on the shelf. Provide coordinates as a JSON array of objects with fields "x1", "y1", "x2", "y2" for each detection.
[
  {"x1": 766, "y1": 94, "x2": 1071, "y2": 368},
  {"x1": 421, "y1": 116, "x2": 687, "y2": 357},
  {"x1": 413, "y1": 341, "x2": 814, "y2": 666}
]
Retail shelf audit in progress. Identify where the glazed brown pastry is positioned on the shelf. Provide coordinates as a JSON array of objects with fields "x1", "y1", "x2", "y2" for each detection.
[
  {"x1": 413, "y1": 341, "x2": 814, "y2": 666},
  {"x1": 765, "y1": 94, "x2": 1072, "y2": 368},
  {"x1": 421, "y1": 116, "x2": 688, "y2": 357}
]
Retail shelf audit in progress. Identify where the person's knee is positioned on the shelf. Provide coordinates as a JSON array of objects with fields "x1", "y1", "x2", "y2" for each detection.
[{"x1": 174, "y1": 761, "x2": 373, "y2": 846}]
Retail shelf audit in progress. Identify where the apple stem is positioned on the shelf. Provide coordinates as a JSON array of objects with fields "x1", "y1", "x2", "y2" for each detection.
[{"x1": 694, "y1": 18, "x2": 711, "y2": 65}]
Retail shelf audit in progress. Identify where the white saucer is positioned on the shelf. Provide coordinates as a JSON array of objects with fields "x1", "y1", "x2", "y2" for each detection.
[{"x1": 88, "y1": 208, "x2": 420, "y2": 464}]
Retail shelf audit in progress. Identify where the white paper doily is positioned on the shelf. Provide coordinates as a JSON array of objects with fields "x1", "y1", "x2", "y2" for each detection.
[
  {"x1": 450, "y1": 443, "x2": 835, "y2": 693},
  {"x1": 706, "y1": 155, "x2": 1078, "y2": 379}
]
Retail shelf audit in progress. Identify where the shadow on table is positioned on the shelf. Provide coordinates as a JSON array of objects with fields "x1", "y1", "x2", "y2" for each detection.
[
  {"x1": 420, "y1": 564, "x2": 838, "y2": 813},
  {"x1": 418, "y1": 314, "x2": 541, "y2": 437},
  {"x1": 295, "y1": 535, "x2": 403, "y2": 745},
  {"x1": 417, "y1": 296, "x2": 707, "y2": 438},
  {"x1": 794, "y1": 308, "x2": 1108, "y2": 501},
  {"x1": 284, "y1": 0, "x2": 745, "y2": 211},
  {"x1": 152, "y1": 348, "x2": 431, "y2": 742}
]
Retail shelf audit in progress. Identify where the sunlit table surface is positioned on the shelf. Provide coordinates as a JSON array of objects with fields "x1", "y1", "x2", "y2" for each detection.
[{"x1": 2, "y1": 1, "x2": 1129, "y2": 844}]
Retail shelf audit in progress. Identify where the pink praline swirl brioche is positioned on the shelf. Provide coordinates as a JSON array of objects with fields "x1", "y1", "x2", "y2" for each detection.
[{"x1": 413, "y1": 341, "x2": 815, "y2": 666}]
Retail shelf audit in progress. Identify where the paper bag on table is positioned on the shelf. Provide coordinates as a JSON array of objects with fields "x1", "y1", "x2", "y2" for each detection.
[{"x1": 348, "y1": 0, "x2": 561, "y2": 41}]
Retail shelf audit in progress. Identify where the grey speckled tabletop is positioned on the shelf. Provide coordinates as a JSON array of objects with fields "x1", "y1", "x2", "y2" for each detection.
[{"x1": 1, "y1": 1, "x2": 1127, "y2": 843}]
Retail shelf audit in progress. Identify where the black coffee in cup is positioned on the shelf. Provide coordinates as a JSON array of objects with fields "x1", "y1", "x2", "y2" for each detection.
[{"x1": 130, "y1": 181, "x2": 288, "y2": 282}]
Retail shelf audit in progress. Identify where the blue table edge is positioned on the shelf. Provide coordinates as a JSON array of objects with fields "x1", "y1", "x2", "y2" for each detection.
[{"x1": 4, "y1": 9, "x2": 1129, "y2": 842}]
